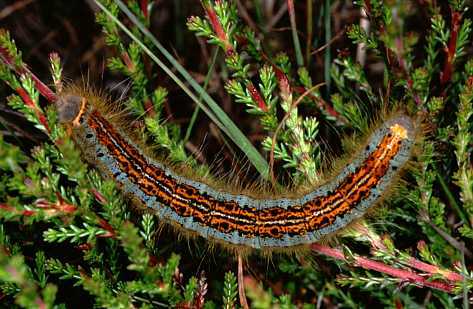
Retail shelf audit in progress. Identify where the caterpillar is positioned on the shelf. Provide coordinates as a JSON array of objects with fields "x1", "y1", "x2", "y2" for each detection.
[{"x1": 56, "y1": 88, "x2": 416, "y2": 250}]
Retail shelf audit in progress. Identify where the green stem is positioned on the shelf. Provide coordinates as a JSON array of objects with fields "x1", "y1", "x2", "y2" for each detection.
[
  {"x1": 324, "y1": 0, "x2": 332, "y2": 93},
  {"x1": 305, "y1": 0, "x2": 313, "y2": 65},
  {"x1": 436, "y1": 169, "x2": 470, "y2": 227},
  {"x1": 288, "y1": 0, "x2": 304, "y2": 67},
  {"x1": 183, "y1": 48, "x2": 219, "y2": 143}
]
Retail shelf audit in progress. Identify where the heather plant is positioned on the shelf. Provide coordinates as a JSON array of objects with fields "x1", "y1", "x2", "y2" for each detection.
[{"x1": 0, "y1": 0, "x2": 472, "y2": 308}]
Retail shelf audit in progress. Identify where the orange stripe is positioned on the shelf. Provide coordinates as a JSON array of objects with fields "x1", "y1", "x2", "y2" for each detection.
[{"x1": 86, "y1": 108, "x2": 406, "y2": 239}]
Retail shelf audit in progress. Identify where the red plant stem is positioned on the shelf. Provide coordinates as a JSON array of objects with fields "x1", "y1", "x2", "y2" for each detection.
[
  {"x1": 286, "y1": 0, "x2": 297, "y2": 46},
  {"x1": 406, "y1": 257, "x2": 464, "y2": 282},
  {"x1": 35, "y1": 198, "x2": 74, "y2": 214},
  {"x1": 247, "y1": 82, "x2": 268, "y2": 112},
  {"x1": 364, "y1": 0, "x2": 372, "y2": 15},
  {"x1": 143, "y1": 98, "x2": 156, "y2": 117},
  {"x1": 36, "y1": 297, "x2": 47, "y2": 309},
  {"x1": 237, "y1": 254, "x2": 249, "y2": 309},
  {"x1": 203, "y1": 1, "x2": 234, "y2": 55},
  {"x1": 139, "y1": 0, "x2": 148, "y2": 19},
  {"x1": 0, "y1": 203, "x2": 13, "y2": 211},
  {"x1": 77, "y1": 243, "x2": 93, "y2": 251},
  {"x1": 440, "y1": 10, "x2": 461, "y2": 87},
  {"x1": 16, "y1": 87, "x2": 50, "y2": 132},
  {"x1": 274, "y1": 66, "x2": 291, "y2": 102},
  {"x1": 22, "y1": 210, "x2": 36, "y2": 216},
  {"x1": 0, "y1": 46, "x2": 57, "y2": 103},
  {"x1": 287, "y1": 0, "x2": 295, "y2": 16},
  {"x1": 91, "y1": 188, "x2": 107, "y2": 204},
  {"x1": 121, "y1": 51, "x2": 135, "y2": 73},
  {"x1": 16, "y1": 86, "x2": 36, "y2": 108},
  {"x1": 311, "y1": 243, "x2": 459, "y2": 293},
  {"x1": 0, "y1": 203, "x2": 36, "y2": 216},
  {"x1": 97, "y1": 219, "x2": 115, "y2": 238}
]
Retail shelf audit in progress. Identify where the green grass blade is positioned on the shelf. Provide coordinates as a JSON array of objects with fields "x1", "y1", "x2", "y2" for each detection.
[
  {"x1": 324, "y1": 0, "x2": 332, "y2": 93},
  {"x1": 94, "y1": 2, "x2": 223, "y2": 129},
  {"x1": 287, "y1": 0, "x2": 304, "y2": 67}
]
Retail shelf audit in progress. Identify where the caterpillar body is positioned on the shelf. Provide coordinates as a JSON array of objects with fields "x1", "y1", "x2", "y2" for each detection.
[{"x1": 57, "y1": 90, "x2": 416, "y2": 250}]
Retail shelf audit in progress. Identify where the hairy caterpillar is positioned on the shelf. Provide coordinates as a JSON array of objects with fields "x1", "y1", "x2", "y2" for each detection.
[{"x1": 56, "y1": 88, "x2": 416, "y2": 250}]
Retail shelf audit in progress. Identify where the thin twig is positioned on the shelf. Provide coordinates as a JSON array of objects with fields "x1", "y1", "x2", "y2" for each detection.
[
  {"x1": 419, "y1": 208, "x2": 472, "y2": 258},
  {"x1": 310, "y1": 29, "x2": 344, "y2": 55},
  {"x1": 237, "y1": 254, "x2": 249, "y2": 309},
  {"x1": 235, "y1": 0, "x2": 258, "y2": 32},
  {"x1": 265, "y1": 3, "x2": 288, "y2": 32},
  {"x1": 0, "y1": 0, "x2": 35, "y2": 20}
]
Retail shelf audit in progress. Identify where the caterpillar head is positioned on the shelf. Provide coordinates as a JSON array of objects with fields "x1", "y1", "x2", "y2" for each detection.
[{"x1": 56, "y1": 94, "x2": 87, "y2": 126}]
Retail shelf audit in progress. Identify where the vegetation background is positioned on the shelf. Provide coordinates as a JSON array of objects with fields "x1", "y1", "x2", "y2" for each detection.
[{"x1": 0, "y1": 0, "x2": 472, "y2": 308}]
